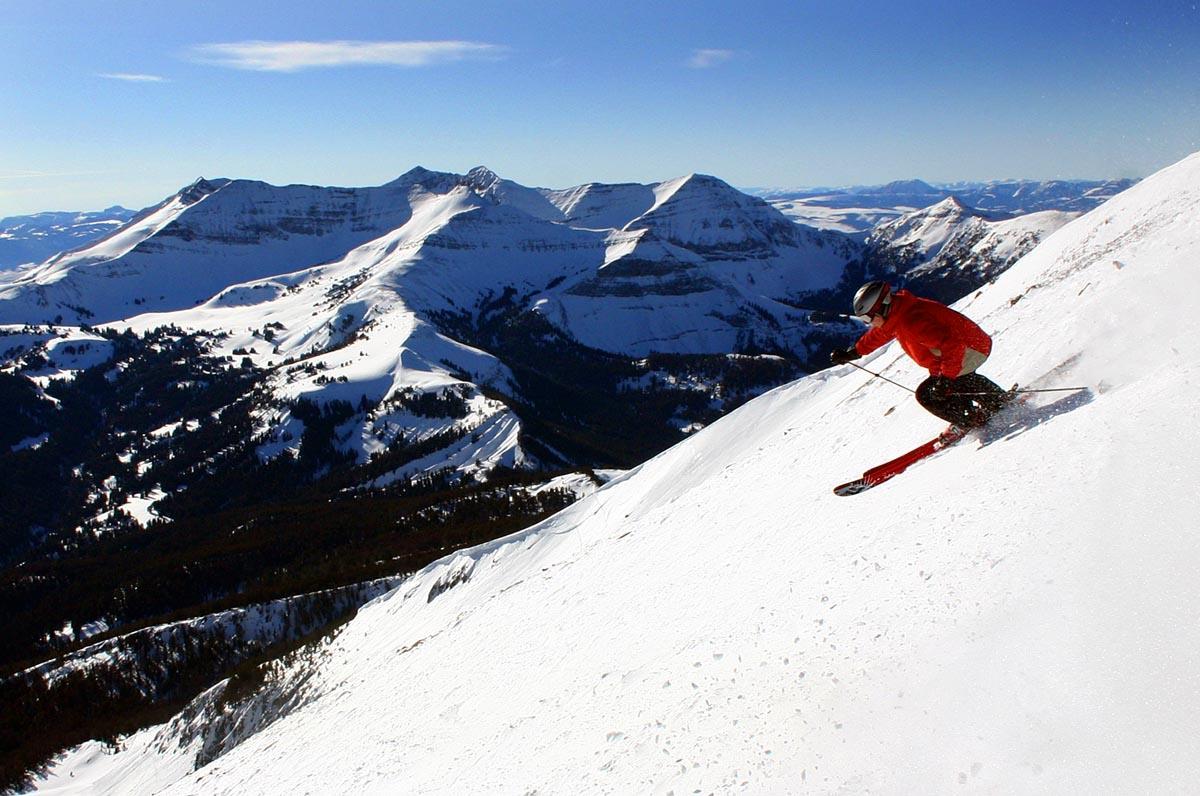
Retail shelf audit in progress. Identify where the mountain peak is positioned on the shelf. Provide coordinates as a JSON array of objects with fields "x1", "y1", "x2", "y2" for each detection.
[
  {"x1": 923, "y1": 194, "x2": 1013, "y2": 223},
  {"x1": 385, "y1": 166, "x2": 509, "y2": 202},
  {"x1": 465, "y1": 166, "x2": 501, "y2": 189},
  {"x1": 850, "y1": 178, "x2": 942, "y2": 198},
  {"x1": 177, "y1": 177, "x2": 229, "y2": 205},
  {"x1": 676, "y1": 172, "x2": 734, "y2": 191},
  {"x1": 879, "y1": 178, "x2": 938, "y2": 194},
  {"x1": 929, "y1": 195, "x2": 969, "y2": 212},
  {"x1": 385, "y1": 167, "x2": 457, "y2": 189},
  {"x1": 646, "y1": 173, "x2": 744, "y2": 210}
]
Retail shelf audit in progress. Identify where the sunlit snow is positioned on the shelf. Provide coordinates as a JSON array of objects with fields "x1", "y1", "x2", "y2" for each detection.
[{"x1": 33, "y1": 152, "x2": 1200, "y2": 794}]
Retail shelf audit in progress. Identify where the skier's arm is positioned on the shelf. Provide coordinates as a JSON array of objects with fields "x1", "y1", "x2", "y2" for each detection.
[{"x1": 854, "y1": 325, "x2": 894, "y2": 357}]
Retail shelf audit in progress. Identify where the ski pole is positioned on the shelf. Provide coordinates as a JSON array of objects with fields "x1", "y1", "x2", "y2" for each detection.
[
  {"x1": 848, "y1": 361, "x2": 915, "y2": 393},
  {"x1": 956, "y1": 386, "x2": 1090, "y2": 396},
  {"x1": 1010, "y1": 386, "x2": 1090, "y2": 394},
  {"x1": 845, "y1": 360, "x2": 1088, "y2": 398}
]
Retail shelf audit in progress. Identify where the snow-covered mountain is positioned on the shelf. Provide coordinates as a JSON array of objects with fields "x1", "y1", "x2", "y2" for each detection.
[
  {"x1": 0, "y1": 168, "x2": 858, "y2": 490},
  {"x1": 864, "y1": 196, "x2": 1077, "y2": 302},
  {"x1": 540, "y1": 173, "x2": 854, "y2": 353},
  {"x1": 759, "y1": 177, "x2": 1135, "y2": 212},
  {"x1": 758, "y1": 178, "x2": 946, "y2": 209},
  {"x1": 903, "y1": 207, "x2": 1079, "y2": 301},
  {"x1": 0, "y1": 174, "x2": 446, "y2": 324},
  {"x1": 0, "y1": 206, "x2": 136, "y2": 271},
  {"x1": 0, "y1": 169, "x2": 854, "y2": 334},
  {"x1": 762, "y1": 177, "x2": 1135, "y2": 235},
  {"x1": 942, "y1": 177, "x2": 1137, "y2": 213},
  {"x1": 36, "y1": 151, "x2": 1200, "y2": 794},
  {"x1": 869, "y1": 196, "x2": 1007, "y2": 261},
  {"x1": 543, "y1": 181, "x2": 658, "y2": 229}
]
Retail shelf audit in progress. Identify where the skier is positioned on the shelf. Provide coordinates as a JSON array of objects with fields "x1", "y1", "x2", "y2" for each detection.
[{"x1": 829, "y1": 281, "x2": 1010, "y2": 429}]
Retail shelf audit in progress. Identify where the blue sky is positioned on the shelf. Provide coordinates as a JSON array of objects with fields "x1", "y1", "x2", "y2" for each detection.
[{"x1": 2, "y1": 0, "x2": 1198, "y2": 215}]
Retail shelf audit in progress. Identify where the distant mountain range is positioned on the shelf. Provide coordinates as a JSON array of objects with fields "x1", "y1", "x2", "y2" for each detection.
[
  {"x1": 0, "y1": 168, "x2": 1113, "y2": 515},
  {"x1": 0, "y1": 168, "x2": 854, "y2": 342},
  {"x1": 757, "y1": 177, "x2": 1136, "y2": 236},
  {"x1": 0, "y1": 176, "x2": 1132, "y2": 272},
  {"x1": 754, "y1": 176, "x2": 1136, "y2": 211},
  {"x1": 0, "y1": 207, "x2": 136, "y2": 270},
  {"x1": 0, "y1": 169, "x2": 1113, "y2": 519}
]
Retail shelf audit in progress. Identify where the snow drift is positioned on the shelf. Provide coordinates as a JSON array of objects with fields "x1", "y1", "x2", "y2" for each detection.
[{"x1": 35, "y1": 151, "x2": 1200, "y2": 793}]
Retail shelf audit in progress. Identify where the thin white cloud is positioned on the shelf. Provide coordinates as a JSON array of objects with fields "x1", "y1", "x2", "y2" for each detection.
[
  {"x1": 191, "y1": 40, "x2": 507, "y2": 72},
  {"x1": 688, "y1": 49, "x2": 735, "y2": 69},
  {"x1": 98, "y1": 73, "x2": 167, "y2": 82}
]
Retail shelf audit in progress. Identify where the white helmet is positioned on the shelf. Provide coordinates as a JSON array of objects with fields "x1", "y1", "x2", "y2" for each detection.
[{"x1": 852, "y1": 281, "x2": 892, "y2": 320}]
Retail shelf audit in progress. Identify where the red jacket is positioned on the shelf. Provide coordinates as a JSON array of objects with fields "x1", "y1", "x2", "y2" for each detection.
[{"x1": 854, "y1": 289, "x2": 992, "y2": 377}]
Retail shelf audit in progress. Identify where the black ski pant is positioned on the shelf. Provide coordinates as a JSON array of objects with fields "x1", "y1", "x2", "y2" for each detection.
[{"x1": 915, "y1": 373, "x2": 1010, "y2": 429}]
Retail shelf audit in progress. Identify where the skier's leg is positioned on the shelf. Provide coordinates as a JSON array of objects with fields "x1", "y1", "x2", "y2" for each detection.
[
  {"x1": 915, "y1": 376, "x2": 974, "y2": 426},
  {"x1": 919, "y1": 349, "x2": 1011, "y2": 429},
  {"x1": 956, "y1": 372, "x2": 1010, "y2": 409},
  {"x1": 948, "y1": 373, "x2": 1010, "y2": 426}
]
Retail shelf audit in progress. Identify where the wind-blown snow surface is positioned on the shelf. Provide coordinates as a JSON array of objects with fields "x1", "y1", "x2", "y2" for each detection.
[{"x1": 37, "y1": 152, "x2": 1200, "y2": 793}]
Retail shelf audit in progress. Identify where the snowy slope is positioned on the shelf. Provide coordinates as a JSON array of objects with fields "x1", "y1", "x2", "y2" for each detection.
[
  {"x1": 768, "y1": 198, "x2": 907, "y2": 236},
  {"x1": 36, "y1": 151, "x2": 1200, "y2": 793},
  {"x1": 543, "y1": 181, "x2": 658, "y2": 229},
  {"x1": 0, "y1": 175, "x2": 436, "y2": 324},
  {"x1": 0, "y1": 207, "x2": 136, "y2": 270}
]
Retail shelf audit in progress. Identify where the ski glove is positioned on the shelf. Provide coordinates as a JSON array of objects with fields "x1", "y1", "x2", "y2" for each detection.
[{"x1": 830, "y1": 346, "x2": 861, "y2": 365}]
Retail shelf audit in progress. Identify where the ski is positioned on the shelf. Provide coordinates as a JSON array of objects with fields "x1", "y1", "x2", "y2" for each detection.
[{"x1": 833, "y1": 425, "x2": 968, "y2": 496}]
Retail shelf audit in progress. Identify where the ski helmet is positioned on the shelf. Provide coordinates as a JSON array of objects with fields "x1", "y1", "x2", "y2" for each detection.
[{"x1": 852, "y1": 280, "x2": 892, "y2": 320}]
